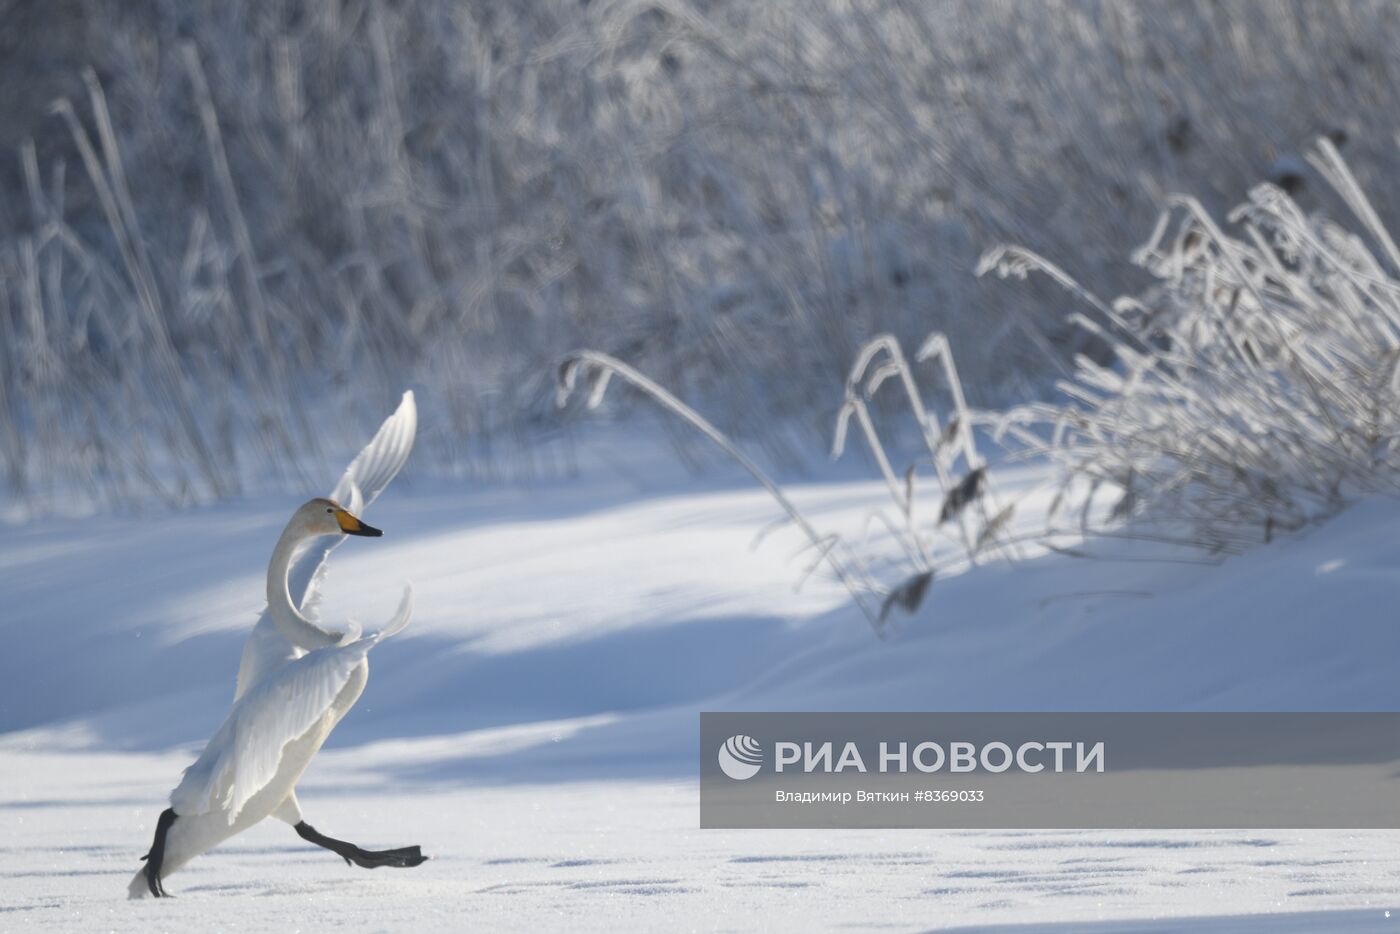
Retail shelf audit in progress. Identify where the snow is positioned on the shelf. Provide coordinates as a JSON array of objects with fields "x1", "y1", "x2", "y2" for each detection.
[{"x1": 3, "y1": 461, "x2": 1400, "y2": 930}]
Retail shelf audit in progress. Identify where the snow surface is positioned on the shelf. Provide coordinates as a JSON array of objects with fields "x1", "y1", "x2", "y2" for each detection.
[{"x1": 3, "y1": 461, "x2": 1400, "y2": 930}]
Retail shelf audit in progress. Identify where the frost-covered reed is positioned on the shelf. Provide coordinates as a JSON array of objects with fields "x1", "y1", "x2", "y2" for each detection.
[
  {"x1": 979, "y1": 137, "x2": 1400, "y2": 552},
  {"x1": 564, "y1": 137, "x2": 1400, "y2": 632}
]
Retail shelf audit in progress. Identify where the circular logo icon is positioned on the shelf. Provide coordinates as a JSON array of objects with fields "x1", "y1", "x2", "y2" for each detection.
[{"x1": 718, "y1": 734, "x2": 763, "y2": 780}]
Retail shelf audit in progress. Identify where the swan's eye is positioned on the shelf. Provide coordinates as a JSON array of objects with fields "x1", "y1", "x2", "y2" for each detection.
[{"x1": 326, "y1": 508, "x2": 334, "y2": 514}]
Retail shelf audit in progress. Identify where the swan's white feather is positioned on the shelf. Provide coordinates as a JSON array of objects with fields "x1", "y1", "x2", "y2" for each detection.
[
  {"x1": 172, "y1": 638, "x2": 374, "y2": 821},
  {"x1": 234, "y1": 392, "x2": 416, "y2": 701},
  {"x1": 297, "y1": 390, "x2": 417, "y2": 621},
  {"x1": 374, "y1": 583, "x2": 415, "y2": 642},
  {"x1": 175, "y1": 584, "x2": 414, "y2": 823}
]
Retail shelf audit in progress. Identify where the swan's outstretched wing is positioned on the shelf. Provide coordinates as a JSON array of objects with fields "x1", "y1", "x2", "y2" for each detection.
[
  {"x1": 234, "y1": 392, "x2": 417, "y2": 701},
  {"x1": 291, "y1": 390, "x2": 418, "y2": 617},
  {"x1": 175, "y1": 587, "x2": 414, "y2": 823}
]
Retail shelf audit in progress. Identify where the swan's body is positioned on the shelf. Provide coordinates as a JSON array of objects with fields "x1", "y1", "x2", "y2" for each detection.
[{"x1": 130, "y1": 393, "x2": 424, "y2": 898}]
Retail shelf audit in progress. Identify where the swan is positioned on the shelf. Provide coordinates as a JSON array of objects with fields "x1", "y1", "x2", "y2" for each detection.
[{"x1": 129, "y1": 393, "x2": 427, "y2": 898}]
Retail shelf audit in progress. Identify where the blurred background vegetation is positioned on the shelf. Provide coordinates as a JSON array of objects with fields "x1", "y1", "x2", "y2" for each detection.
[{"x1": 2, "y1": 0, "x2": 1398, "y2": 513}]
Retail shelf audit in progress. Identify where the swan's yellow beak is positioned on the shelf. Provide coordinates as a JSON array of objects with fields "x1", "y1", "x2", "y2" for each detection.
[{"x1": 335, "y1": 508, "x2": 383, "y2": 537}]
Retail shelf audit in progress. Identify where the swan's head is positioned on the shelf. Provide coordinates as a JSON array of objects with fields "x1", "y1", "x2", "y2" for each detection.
[{"x1": 298, "y1": 497, "x2": 383, "y2": 538}]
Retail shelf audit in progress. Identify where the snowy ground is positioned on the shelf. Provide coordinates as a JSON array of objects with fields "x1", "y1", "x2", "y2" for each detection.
[{"x1": 3, "y1": 460, "x2": 1400, "y2": 930}]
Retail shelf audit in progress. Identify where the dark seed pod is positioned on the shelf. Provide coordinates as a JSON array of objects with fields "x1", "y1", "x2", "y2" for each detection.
[
  {"x1": 879, "y1": 571, "x2": 934, "y2": 624},
  {"x1": 939, "y1": 467, "x2": 986, "y2": 523}
]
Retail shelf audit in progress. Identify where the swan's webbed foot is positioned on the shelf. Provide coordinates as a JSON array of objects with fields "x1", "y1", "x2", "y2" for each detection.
[
  {"x1": 140, "y1": 807, "x2": 178, "y2": 897},
  {"x1": 344, "y1": 844, "x2": 427, "y2": 869},
  {"x1": 294, "y1": 821, "x2": 428, "y2": 870}
]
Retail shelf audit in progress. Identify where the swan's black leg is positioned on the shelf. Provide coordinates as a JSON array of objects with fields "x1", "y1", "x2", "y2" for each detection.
[
  {"x1": 294, "y1": 821, "x2": 428, "y2": 869},
  {"x1": 140, "y1": 808, "x2": 178, "y2": 897}
]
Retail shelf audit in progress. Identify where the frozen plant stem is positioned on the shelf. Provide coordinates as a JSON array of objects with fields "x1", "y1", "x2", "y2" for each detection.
[{"x1": 557, "y1": 349, "x2": 883, "y2": 633}]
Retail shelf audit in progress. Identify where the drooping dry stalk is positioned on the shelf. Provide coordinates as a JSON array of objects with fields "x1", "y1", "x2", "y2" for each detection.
[
  {"x1": 557, "y1": 349, "x2": 883, "y2": 632},
  {"x1": 833, "y1": 334, "x2": 974, "y2": 559}
]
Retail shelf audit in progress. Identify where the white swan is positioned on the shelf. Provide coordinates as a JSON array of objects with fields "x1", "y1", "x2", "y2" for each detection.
[{"x1": 129, "y1": 393, "x2": 425, "y2": 898}]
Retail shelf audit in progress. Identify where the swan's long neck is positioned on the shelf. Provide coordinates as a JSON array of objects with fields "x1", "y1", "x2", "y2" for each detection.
[{"x1": 266, "y1": 521, "x2": 339, "y2": 651}]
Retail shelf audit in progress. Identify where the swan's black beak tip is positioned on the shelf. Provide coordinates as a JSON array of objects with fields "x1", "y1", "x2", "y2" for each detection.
[{"x1": 335, "y1": 508, "x2": 383, "y2": 537}]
